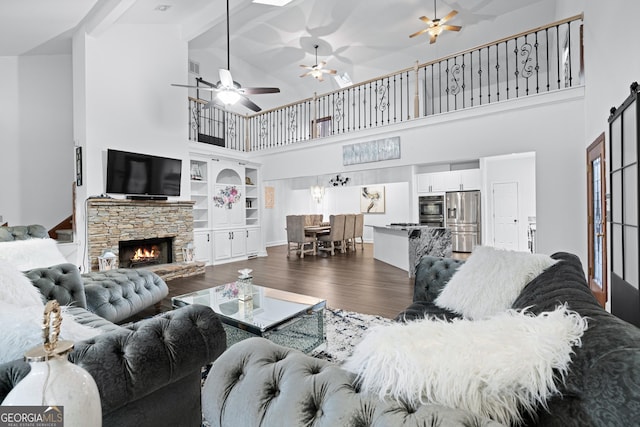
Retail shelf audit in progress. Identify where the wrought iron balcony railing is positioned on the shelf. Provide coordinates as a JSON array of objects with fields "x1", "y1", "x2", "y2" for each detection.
[{"x1": 187, "y1": 14, "x2": 583, "y2": 152}]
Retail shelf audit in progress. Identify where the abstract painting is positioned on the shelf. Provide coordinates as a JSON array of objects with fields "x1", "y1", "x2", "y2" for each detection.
[{"x1": 361, "y1": 186, "x2": 385, "y2": 213}]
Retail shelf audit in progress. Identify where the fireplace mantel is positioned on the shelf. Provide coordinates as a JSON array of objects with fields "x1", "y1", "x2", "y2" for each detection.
[{"x1": 86, "y1": 198, "x2": 195, "y2": 272}]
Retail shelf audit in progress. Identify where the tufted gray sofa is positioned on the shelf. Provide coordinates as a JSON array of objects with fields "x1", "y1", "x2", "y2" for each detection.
[
  {"x1": 0, "y1": 262, "x2": 227, "y2": 427},
  {"x1": 0, "y1": 224, "x2": 49, "y2": 241},
  {"x1": 202, "y1": 252, "x2": 640, "y2": 426},
  {"x1": 0, "y1": 224, "x2": 169, "y2": 323}
]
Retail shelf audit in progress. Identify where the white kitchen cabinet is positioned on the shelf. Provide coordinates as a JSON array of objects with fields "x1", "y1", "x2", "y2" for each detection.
[
  {"x1": 213, "y1": 229, "x2": 247, "y2": 263},
  {"x1": 417, "y1": 169, "x2": 481, "y2": 193},
  {"x1": 459, "y1": 169, "x2": 481, "y2": 190},
  {"x1": 431, "y1": 171, "x2": 460, "y2": 192}
]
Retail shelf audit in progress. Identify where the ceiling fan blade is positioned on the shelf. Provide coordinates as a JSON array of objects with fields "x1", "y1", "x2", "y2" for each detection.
[
  {"x1": 419, "y1": 16, "x2": 433, "y2": 25},
  {"x1": 430, "y1": 33, "x2": 438, "y2": 44},
  {"x1": 238, "y1": 95, "x2": 261, "y2": 112},
  {"x1": 300, "y1": 64, "x2": 313, "y2": 69},
  {"x1": 202, "y1": 100, "x2": 224, "y2": 109},
  {"x1": 300, "y1": 71, "x2": 312, "y2": 78},
  {"x1": 441, "y1": 24, "x2": 462, "y2": 32},
  {"x1": 240, "y1": 87, "x2": 281, "y2": 95},
  {"x1": 219, "y1": 69, "x2": 234, "y2": 88},
  {"x1": 171, "y1": 83, "x2": 218, "y2": 92},
  {"x1": 409, "y1": 27, "x2": 430, "y2": 38},
  {"x1": 325, "y1": 69, "x2": 337, "y2": 75},
  {"x1": 440, "y1": 10, "x2": 458, "y2": 24},
  {"x1": 317, "y1": 61, "x2": 327, "y2": 69},
  {"x1": 317, "y1": 74, "x2": 325, "y2": 82}
]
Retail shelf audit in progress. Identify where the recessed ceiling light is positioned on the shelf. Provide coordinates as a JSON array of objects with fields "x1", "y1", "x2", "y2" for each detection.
[
  {"x1": 155, "y1": 5, "x2": 172, "y2": 12},
  {"x1": 252, "y1": 0, "x2": 294, "y2": 6}
]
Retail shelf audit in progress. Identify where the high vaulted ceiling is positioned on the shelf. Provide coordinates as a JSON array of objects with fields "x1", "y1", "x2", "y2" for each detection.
[{"x1": 1, "y1": 0, "x2": 557, "y2": 107}]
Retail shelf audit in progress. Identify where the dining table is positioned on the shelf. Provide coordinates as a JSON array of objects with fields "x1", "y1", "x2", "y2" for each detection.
[{"x1": 304, "y1": 225, "x2": 331, "y2": 238}]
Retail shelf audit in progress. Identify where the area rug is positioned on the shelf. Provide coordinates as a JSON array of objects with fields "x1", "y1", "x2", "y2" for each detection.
[{"x1": 312, "y1": 307, "x2": 395, "y2": 364}]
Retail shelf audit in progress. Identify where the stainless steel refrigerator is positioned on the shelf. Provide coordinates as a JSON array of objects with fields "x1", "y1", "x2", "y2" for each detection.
[{"x1": 445, "y1": 190, "x2": 481, "y2": 252}]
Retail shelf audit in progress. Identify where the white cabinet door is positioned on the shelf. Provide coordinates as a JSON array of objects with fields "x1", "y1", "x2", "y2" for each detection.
[
  {"x1": 431, "y1": 171, "x2": 459, "y2": 192},
  {"x1": 246, "y1": 227, "x2": 260, "y2": 256},
  {"x1": 417, "y1": 173, "x2": 431, "y2": 193},
  {"x1": 231, "y1": 229, "x2": 246, "y2": 258},
  {"x1": 213, "y1": 228, "x2": 247, "y2": 262},
  {"x1": 193, "y1": 230, "x2": 213, "y2": 265},
  {"x1": 213, "y1": 230, "x2": 233, "y2": 262},
  {"x1": 459, "y1": 169, "x2": 481, "y2": 190},
  {"x1": 213, "y1": 184, "x2": 245, "y2": 227}
]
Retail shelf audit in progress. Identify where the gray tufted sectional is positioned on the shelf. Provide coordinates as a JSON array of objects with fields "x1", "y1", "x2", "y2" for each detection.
[
  {"x1": 1, "y1": 224, "x2": 169, "y2": 323},
  {"x1": 203, "y1": 252, "x2": 640, "y2": 426},
  {"x1": 0, "y1": 262, "x2": 227, "y2": 426}
]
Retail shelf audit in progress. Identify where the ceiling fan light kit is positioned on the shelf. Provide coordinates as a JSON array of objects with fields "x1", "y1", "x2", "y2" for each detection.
[
  {"x1": 409, "y1": 0, "x2": 462, "y2": 44},
  {"x1": 300, "y1": 44, "x2": 337, "y2": 82}
]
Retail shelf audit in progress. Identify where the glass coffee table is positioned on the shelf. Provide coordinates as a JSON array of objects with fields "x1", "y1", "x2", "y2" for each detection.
[{"x1": 172, "y1": 283, "x2": 326, "y2": 353}]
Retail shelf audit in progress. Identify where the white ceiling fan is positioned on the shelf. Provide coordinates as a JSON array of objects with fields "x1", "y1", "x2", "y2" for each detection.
[
  {"x1": 171, "y1": 0, "x2": 280, "y2": 112},
  {"x1": 300, "y1": 44, "x2": 337, "y2": 82},
  {"x1": 409, "y1": 0, "x2": 462, "y2": 44}
]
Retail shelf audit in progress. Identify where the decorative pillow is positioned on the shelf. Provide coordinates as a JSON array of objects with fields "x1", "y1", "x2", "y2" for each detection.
[
  {"x1": 0, "y1": 301, "x2": 102, "y2": 364},
  {"x1": 0, "y1": 259, "x2": 45, "y2": 307},
  {"x1": 0, "y1": 238, "x2": 68, "y2": 271},
  {"x1": 434, "y1": 246, "x2": 557, "y2": 319},
  {"x1": 343, "y1": 305, "x2": 587, "y2": 426}
]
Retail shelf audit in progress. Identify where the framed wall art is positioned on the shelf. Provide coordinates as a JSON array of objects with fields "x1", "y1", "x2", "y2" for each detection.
[{"x1": 360, "y1": 185, "x2": 385, "y2": 213}]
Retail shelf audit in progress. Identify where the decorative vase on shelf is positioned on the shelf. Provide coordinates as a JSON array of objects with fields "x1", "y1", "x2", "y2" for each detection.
[
  {"x1": 1, "y1": 300, "x2": 102, "y2": 427},
  {"x1": 237, "y1": 268, "x2": 253, "y2": 302}
]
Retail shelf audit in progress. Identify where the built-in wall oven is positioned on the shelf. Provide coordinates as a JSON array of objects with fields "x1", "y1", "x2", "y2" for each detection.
[{"x1": 419, "y1": 195, "x2": 445, "y2": 227}]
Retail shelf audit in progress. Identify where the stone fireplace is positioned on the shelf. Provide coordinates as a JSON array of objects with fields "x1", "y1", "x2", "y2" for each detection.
[{"x1": 86, "y1": 199, "x2": 204, "y2": 279}]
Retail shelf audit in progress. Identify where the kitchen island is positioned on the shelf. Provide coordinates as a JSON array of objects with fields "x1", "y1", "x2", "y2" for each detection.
[{"x1": 369, "y1": 224, "x2": 452, "y2": 277}]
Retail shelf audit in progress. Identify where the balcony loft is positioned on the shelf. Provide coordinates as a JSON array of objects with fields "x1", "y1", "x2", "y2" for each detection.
[{"x1": 185, "y1": 14, "x2": 584, "y2": 154}]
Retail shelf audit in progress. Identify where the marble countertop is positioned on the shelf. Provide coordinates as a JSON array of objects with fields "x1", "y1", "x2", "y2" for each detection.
[{"x1": 369, "y1": 224, "x2": 446, "y2": 231}]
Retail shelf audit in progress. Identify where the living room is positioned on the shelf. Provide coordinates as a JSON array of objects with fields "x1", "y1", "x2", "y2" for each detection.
[
  {"x1": 1, "y1": 0, "x2": 640, "y2": 425},
  {"x1": 3, "y1": 0, "x2": 636, "y2": 266}
]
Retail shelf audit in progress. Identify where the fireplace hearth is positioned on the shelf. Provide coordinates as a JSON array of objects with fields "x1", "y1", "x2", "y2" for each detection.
[{"x1": 119, "y1": 237, "x2": 173, "y2": 269}]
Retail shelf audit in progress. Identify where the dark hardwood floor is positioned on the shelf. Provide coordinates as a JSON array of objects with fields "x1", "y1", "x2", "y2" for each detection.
[{"x1": 136, "y1": 243, "x2": 414, "y2": 321}]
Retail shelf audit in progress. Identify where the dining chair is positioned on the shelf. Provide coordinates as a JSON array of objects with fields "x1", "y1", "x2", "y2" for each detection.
[
  {"x1": 318, "y1": 214, "x2": 346, "y2": 256},
  {"x1": 343, "y1": 214, "x2": 356, "y2": 251},
  {"x1": 354, "y1": 213, "x2": 364, "y2": 250},
  {"x1": 286, "y1": 215, "x2": 316, "y2": 258}
]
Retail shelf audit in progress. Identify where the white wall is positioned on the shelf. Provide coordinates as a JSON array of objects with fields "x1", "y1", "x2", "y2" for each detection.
[
  {"x1": 72, "y1": 23, "x2": 189, "y2": 269},
  {"x1": 253, "y1": 88, "x2": 586, "y2": 261},
  {"x1": 0, "y1": 57, "x2": 20, "y2": 225},
  {"x1": 19, "y1": 55, "x2": 74, "y2": 227},
  {"x1": 0, "y1": 55, "x2": 73, "y2": 229}
]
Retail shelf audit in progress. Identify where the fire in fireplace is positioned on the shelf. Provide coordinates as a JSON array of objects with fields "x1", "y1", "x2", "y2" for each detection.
[{"x1": 119, "y1": 237, "x2": 173, "y2": 268}]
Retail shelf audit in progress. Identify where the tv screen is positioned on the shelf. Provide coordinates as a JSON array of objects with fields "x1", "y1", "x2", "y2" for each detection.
[{"x1": 105, "y1": 149, "x2": 182, "y2": 197}]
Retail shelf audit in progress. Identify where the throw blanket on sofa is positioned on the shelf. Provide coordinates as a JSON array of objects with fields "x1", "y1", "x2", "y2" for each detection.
[{"x1": 343, "y1": 305, "x2": 587, "y2": 425}]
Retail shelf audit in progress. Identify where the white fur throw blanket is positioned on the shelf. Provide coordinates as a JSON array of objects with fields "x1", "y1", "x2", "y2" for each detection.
[
  {"x1": 343, "y1": 305, "x2": 587, "y2": 425},
  {"x1": 0, "y1": 238, "x2": 67, "y2": 271}
]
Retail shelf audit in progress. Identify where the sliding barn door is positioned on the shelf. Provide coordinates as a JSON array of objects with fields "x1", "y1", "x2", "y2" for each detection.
[{"x1": 608, "y1": 82, "x2": 640, "y2": 327}]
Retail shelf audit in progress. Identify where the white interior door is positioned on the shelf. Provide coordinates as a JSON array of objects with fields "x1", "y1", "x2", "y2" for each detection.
[{"x1": 492, "y1": 182, "x2": 519, "y2": 250}]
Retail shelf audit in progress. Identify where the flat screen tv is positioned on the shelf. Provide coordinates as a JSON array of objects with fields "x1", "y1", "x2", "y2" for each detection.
[{"x1": 105, "y1": 149, "x2": 182, "y2": 199}]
